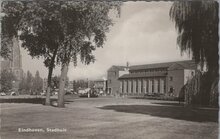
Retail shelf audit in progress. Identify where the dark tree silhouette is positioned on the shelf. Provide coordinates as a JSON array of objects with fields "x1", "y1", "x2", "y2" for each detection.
[
  {"x1": 170, "y1": 1, "x2": 219, "y2": 106},
  {"x1": 2, "y1": 1, "x2": 121, "y2": 107},
  {"x1": 170, "y1": 1, "x2": 218, "y2": 75}
]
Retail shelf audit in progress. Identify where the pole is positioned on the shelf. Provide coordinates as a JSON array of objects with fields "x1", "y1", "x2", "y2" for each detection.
[{"x1": 87, "y1": 78, "x2": 90, "y2": 98}]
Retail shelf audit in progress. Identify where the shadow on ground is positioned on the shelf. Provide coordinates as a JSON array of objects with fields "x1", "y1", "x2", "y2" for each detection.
[
  {"x1": 0, "y1": 98, "x2": 74, "y2": 105},
  {"x1": 99, "y1": 104, "x2": 218, "y2": 123},
  {"x1": 151, "y1": 102, "x2": 184, "y2": 106},
  {"x1": 0, "y1": 98, "x2": 46, "y2": 104}
]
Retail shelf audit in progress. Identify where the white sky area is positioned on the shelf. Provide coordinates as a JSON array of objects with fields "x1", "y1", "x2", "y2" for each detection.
[{"x1": 21, "y1": 1, "x2": 190, "y2": 80}]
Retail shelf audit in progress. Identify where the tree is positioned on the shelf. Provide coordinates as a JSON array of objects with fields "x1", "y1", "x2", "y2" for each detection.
[
  {"x1": 2, "y1": 1, "x2": 121, "y2": 107},
  {"x1": 0, "y1": 69, "x2": 16, "y2": 92},
  {"x1": 2, "y1": 1, "x2": 64, "y2": 105},
  {"x1": 26, "y1": 70, "x2": 33, "y2": 94},
  {"x1": 18, "y1": 73, "x2": 26, "y2": 93},
  {"x1": 51, "y1": 76, "x2": 60, "y2": 90},
  {"x1": 33, "y1": 71, "x2": 43, "y2": 94},
  {"x1": 169, "y1": 1, "x2": 219, "y2": 105},
  {"x1": 73, "y1": 80, "x2": 77, "y2": 92},
  {"x1": 55, "y1": 2, "x2": 121, "y2": 107},
  {"x1": 169, "y1": 1, "x2": 218, "y2": 75},
  {"x1": 51, "y1": 75, "x2": 68, "y2": 90}
]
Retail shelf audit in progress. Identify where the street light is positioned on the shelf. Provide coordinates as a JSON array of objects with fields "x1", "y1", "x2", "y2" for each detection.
[{"x1": 103, "y1": 77, "x2": 107, "y2": 95}]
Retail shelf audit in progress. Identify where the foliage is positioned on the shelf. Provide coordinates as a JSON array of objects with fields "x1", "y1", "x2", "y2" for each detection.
[
  {"x1": 2, "y1": 1, "x2": 121, "y2": 106},
  {"x1": 170, "y1": 1, "x2": 219, "y2": 106},
  {"x1": 51, "y1": 75, "x2": 68, "y2": 89},
  {"x1": 72, "y1": 80, "x2": 89, "y2": 91},
  {"x1": 2, "y1": 1, "x2": 121, "y2": 66},
  {"x1": 33, "y1": 71, "x2": 43, "y2": 93},
  {"x1": 170, "y1": 1, "x2": 219, "y2": 74},
  {"x1": 26, "y1": 70, "x2": 33, "y2": 92},
  {"x1": 180, "y1": 71, "x2": 218, "y2": 106},
  {"x1": 19, "y1": 70, "x2": 43, "y2": 94},
  {"x1": 209, "y1": 77, "x2": 218, "y2": 107},
  {"x1": 0, "y1": 69, "x2": 16, "y2": 92},
  {"x1": 18, "y1": 74, "x2": 26, "y2": 92}
]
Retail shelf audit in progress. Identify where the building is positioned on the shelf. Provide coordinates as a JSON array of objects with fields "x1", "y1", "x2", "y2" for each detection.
[
  {"x1": 118, "y1": 60, "x2": 197, "y2": 97},
  {"x1": 0, "y1": 37, "x2": 23, "y2": 91},
  {"x1": 93, "y1": 79, "x2": 107, "y2": 94},
  {"x1": 107, "y1": 65, "x2": 129, "y2": 95}
]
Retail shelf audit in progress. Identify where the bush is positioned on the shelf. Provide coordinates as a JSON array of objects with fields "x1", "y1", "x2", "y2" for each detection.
[{"x1": 182, "y1": 71, "x2": 218, "y2": 107}]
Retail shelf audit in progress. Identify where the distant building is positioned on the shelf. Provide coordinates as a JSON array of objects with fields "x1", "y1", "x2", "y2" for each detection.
[
  {"x1": 107, "y1": 65, "x2": 129, "y2": 95},
  {"x1": 0, "y1": 37, "x2": 23, "y2": 91},
  {"x1": 118, "y1": 60, "x2": 197, "y2": 97},
  {"x1": 93, "y1": 79, "x2": 107, "y2": 94}
]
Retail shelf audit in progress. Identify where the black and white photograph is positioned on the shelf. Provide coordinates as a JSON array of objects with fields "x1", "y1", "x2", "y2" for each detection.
[{"x1": 0, "y1": 0, "x2": 218, "y2": 139}]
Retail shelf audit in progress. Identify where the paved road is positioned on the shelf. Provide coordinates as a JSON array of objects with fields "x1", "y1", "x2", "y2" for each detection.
[{"x1": 1, "y1": 97, "x2": 218, "y2": 139}]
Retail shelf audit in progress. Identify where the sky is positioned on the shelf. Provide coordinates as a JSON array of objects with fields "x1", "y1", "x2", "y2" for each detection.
[{"x1": 21, "y1": 1, "x2": 190, "y2": 80}]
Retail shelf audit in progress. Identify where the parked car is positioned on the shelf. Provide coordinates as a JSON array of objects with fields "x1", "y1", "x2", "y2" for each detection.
[
  {"x1": 79, "y1": 89, "x2": 98, "y2": 98},
  {"x1": 65, "y1": 91, "x2": 73, "y2": 95},
  {"x1": 40, "y1": 92, "x2": 46, "y2": 96},
  {"x1": 10, "y1": 91, "x2": 16, "y2": 96},
  {"x1": 0, "y1": 92, "x2": 6, "y2": 96},
  {"x1": 53, "y1": 91, "x2": 58, "y2": 95}
]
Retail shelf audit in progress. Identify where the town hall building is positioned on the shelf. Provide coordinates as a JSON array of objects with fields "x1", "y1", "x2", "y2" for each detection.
[{"x1": 111, "y1": 60, "x2": 197, "y2": 97}]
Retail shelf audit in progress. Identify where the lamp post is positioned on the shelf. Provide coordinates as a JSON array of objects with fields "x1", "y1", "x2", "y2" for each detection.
[
  {"x1": 103, "y1": 77, "x2": 107, "y2": 95},
  {"x1": 87, "y1": 78, "x2": 90, "y2": 98}
]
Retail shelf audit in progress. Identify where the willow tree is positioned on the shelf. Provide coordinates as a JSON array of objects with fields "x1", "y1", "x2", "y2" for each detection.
[
  {"x1": 170, "y1": 1, "x2": 219, "y2": 105},
  {"x1": 170, "y1": 0, "x2": 218, "y2": 75},
  {"x1": 2, "y1": 1, "x2": 121, "y2": 107}
]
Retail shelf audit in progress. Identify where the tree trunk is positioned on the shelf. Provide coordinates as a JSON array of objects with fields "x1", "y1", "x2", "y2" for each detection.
[
  {"x1": 58, "y1": 62, "x2": 69, "y2": 108},
  {"x1": 45, "y1": 48, "x2": 58, "y2": 106},
  {"x1": 45, "y1": 66, "x2": 53, "y2": 105}
]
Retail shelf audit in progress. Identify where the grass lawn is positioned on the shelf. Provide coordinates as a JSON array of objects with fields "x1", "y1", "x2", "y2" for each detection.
[{"x1": 0, "y1": 97, "x2": 218, "y2": 139}]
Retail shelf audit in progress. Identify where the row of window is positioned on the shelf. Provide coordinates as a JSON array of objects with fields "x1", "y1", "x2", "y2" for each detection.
[
  {"x1": 121, "y1": 79, "x2": 166, "y2": 94},
  {"x1": 130, "y1": 68, "x2": 167, "y2": 74}
]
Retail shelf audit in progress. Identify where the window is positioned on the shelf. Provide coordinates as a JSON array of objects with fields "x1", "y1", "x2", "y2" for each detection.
[
  {"x1": 141, "y1": 79, "x2": 143, "y2": 93},
  {"x1": 136, "y1": 80, "x2": 138, "y2": 93},
  {"x1": 158, "y1": 79, "x2": 160, "y2": 93},
  {"x1": 152, "y1": 80, "x2": 154, "y2": 92},
  {"x1": 108, "y1": 88, "x2": 112, "y2": 94},
  {"x1": 131, "y1": 80, "x2": 133, "y2": 93},
  {"x1": 146, "y1": 79, "x2": 148, "y2": 93},
  {"x1": 122, "y1": 81, "x2": 124, "y2": 93},
  {"x1": 127, "y1": 80, "x2": 129, "y2": 93},
  {"x1": 164, "y1": 82, "x2": 166, "y2": 93},
  {"x1": 169, "y1": 76, "x2": 173, "y2": 81}
]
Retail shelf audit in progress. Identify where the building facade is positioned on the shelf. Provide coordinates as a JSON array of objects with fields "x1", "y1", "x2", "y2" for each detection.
[
  {"x1": 118, "y1": 60, "x2": 197, "y2": 97},
  {"x1": 107, "y1": 65, "x2": 129, "y2": 95},
  {"x1": 93, "y1": 79, "x2": 107, "y2": 94},
  {"x1": 0, "y1": 37, "x2": 23, "y2": 91}
]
